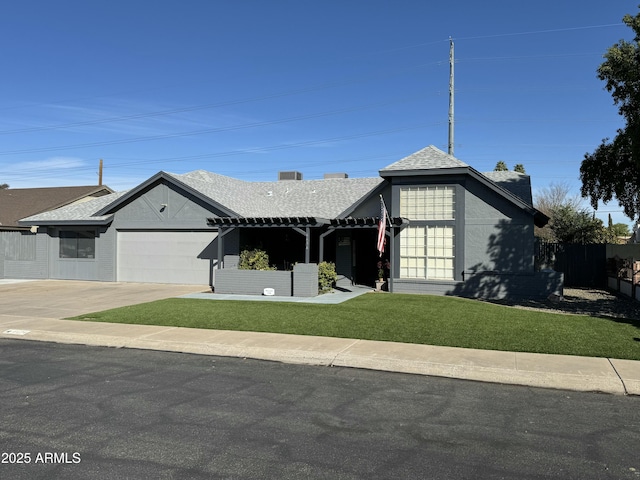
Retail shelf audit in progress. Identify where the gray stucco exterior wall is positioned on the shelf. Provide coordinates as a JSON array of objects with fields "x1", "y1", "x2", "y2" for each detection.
[
  {"x1": 386, "y1": 174, "x2": 554, "y2": 299},
  {"x1": 1, "y1": 230, "x2": 48, "y2": 279},
  {"x1": 111, "y1": 180, "x2": 220, "y2": 230},
  {"x1": 2, "y1": 180, "x2": 238, "y2": 284},
  {"x1": 462, "y1": 177, "x2": 534, "y2": 274}
]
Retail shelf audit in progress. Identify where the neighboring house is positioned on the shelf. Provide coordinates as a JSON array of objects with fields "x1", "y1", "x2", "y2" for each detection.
[
  {"x1": 0, "y1": 185, "x2": 114, "y2": 279},
  {"x1": 0, "y1": 185, "x2": 114, "y2": 230},
  {"x1": 2, "y1": 146, "x2": 561, "y2": 299}
]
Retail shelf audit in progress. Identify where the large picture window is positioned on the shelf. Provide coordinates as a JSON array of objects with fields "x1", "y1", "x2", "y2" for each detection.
[
  {"x1": 399, "y1": 186, "x2": 455, "y2": 280},
  {"x1": 59, "y1": 230, "x2": 95, "y2": 259}
]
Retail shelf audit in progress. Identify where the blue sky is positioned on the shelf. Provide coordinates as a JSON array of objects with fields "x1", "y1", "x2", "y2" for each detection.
[{"x1": 0, "y1": 1, "x2": 635, "y2": 226}]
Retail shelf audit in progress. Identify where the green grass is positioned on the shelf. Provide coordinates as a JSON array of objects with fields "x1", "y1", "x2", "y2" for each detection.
[{"x1": 69, "y1": 293, "x2": 640, "y2": 360}]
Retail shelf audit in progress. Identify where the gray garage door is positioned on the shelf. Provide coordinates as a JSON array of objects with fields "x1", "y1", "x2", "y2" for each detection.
[{"x1": 117, "y1": 231, "x2": 216, "y2": 285}]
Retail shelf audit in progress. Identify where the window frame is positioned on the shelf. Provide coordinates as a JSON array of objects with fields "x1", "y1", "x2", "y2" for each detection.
[
  {"x1": 59, "y1": 229, "x2": 96, "y2": 259},
  {"x1": 396, "y1": 183, "x2": 462, "y2": 282}
]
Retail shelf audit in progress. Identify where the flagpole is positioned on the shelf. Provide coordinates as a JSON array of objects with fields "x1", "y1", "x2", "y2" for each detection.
[
  {"x1": 378, "y1": 194, "x2": 392, "y2": 292},
  {"x1": 380, "y1": 194, "x2": 391, "y2": 225}
]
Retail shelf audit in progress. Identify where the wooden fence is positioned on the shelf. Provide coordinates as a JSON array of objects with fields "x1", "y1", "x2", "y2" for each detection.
[{"x1": 535, "y1": 241, "x2": 607, "y2": 288}]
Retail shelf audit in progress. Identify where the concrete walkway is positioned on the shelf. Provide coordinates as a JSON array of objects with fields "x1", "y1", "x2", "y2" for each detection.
[{"x1": 1, "y1": 280, "x2": 639, "y2": 395}]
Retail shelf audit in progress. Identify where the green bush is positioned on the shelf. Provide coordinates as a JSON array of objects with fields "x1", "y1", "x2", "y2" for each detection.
[
  {"x1": 238, "y1": 249, "x2": 276, "y2": 271},
  {"x1": 318, "y1": 261, "x2": 337, "y2": 294}
]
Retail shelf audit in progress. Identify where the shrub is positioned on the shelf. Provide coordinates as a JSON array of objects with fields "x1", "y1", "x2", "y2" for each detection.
[
  {"x1": 238, "y1": 249, "x2": 276, "y2": 271},
  {"x1": 318, "y1": 261, "x2": 337, "y2": 294}
]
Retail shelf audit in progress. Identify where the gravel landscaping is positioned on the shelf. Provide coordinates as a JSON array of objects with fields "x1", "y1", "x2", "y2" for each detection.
[{"x1": 488, "y1": 288, "x2": 639, "y2": 321}]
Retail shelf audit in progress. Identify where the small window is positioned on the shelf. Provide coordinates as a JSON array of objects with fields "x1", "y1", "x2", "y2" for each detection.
[
  {"x1": 59, "y1": 231, "x2": 95, "y2": 259},
  {"x1": 399, "y1": 186, "x2": 455, "y2": 220}
]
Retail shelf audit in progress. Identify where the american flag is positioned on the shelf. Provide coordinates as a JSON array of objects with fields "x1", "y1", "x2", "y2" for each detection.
[{"x1": 377, "y1": 196, "x2": 387, "y2": 257}]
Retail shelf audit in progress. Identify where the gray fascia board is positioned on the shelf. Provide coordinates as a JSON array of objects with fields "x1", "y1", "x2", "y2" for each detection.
[
  {"x1": 17, "y1": 216, "x2": 114, "y2": 227},
  {"x1": 336, "y1": 180, "x2": 388, "y2": 219},
  {"x1": 379, "y1": 167, "x2": 470, "y2": 178},
  {"x1": 94, "y1": 171, "x2": 239, "y2": 217}
]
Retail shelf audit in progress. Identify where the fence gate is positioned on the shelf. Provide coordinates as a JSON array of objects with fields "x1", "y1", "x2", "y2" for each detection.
[{"x1": 535, "y1": 241, "x2": 607, "y2": 288}]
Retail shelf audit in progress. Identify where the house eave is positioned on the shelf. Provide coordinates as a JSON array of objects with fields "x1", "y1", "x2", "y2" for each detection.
[
  {"x1": 17, "y1": 217, "x2": 114, "y2": 227},
  {"x1": 379, "y1": 167, "x2": 470, "y2": 178}
]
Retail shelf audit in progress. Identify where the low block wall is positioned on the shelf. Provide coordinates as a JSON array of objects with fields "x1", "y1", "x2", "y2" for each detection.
[
  {"x1": 214, "y1": 270, "x2": 292, "y2": 296},
  {"x1": 214, "y1": 263, "x2": 319, "y2": 297},
  {"x1": 292, "y1": 263, "x2": 319, "y2": 297},
  {"x1": 608, "y1": 276, "x2": 639, "y2": 302},
  {"x1": 620, "y1": 279, "x2": 633, "y2": 298}
]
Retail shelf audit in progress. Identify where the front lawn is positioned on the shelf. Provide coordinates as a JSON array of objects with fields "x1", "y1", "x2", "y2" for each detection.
[{"x1": 70, "y1": 293, "x2": 640, "y2": 360}]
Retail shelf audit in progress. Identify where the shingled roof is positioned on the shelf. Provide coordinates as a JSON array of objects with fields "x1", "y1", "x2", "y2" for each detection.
[
  {"x1": 379, "y1": 145, "x2": 468, "y2": 173},
  {"x1": 19, "y1": 191, "x2": 126, "y2": 224},
  {"x1": 0, "y1": 185, "x2": 113, "y2": 228},
  {"x1": 482, "y1": 171, "x2": 533, "y2": 205},
  {"x1": 19, "y1": 171, "x2": 384, "y2": 224},
  {"x1": 17, "y1": 147, "x2": 543, "y2": 226},
  {"x1": 170, "y1": 170, "x2": 383, "y2": 218}
]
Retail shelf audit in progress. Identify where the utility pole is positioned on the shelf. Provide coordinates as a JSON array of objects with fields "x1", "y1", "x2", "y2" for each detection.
[
  {"x1": 98, "y1": 159, "x2": 103, "y2": 186},
  {"x1": 448, "y1": 37, "x2": 454, "y2": 156}
]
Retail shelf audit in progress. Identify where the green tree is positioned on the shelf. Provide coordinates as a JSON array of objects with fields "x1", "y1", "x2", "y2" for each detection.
[
  {"x1": 494, "y1": 161, "x2": 508, "y2": 171},
  {"x1": 0, "y1": 183, "x2": 8, "y2": 189},
  {"x1": 513, "y1": 164, "x2": 526, "y2": 174},
  {"x1": 580, "y1": 8, "x2": 640, "y2": 220},
  {"x1": 605, "y1": 217, "x2": 631, "y2": 243},
  {"x1": 550, "y1": 205, "x2": 608, "y2": 244},
  {"x1": 612, "y1": 222, "x2": 631, "y2": 237}
]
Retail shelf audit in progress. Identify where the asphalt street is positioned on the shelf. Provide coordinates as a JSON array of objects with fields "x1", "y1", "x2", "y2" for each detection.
[{"x1": 1, "y1": 339, "x2": 639, "y2": 480}]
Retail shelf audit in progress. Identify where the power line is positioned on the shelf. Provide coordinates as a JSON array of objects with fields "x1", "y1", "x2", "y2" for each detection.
[
  {"x1": 0, "y1": 93, "x2": 436, "y2": 158},
  {"x1": 0, "y1": 122, "x2": 441, "y2": 179},
  {"x1": 453, "y1": 23, "x2": 624, "y2": 42}
]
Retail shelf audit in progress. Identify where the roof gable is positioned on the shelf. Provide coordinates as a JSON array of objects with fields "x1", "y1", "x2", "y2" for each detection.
[{"x1": 380, "y1": 145, "x2": 546, "y2": 226}]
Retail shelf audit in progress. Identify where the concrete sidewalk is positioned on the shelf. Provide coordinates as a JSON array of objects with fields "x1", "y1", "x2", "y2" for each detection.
[{"x1": 1, "y1": 311, "x2": 639, "y2": 396}]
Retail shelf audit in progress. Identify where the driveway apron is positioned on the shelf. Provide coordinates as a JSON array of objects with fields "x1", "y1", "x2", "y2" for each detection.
[{"x1": 0, "y1": 280, "x2": 206, "y2": 319}]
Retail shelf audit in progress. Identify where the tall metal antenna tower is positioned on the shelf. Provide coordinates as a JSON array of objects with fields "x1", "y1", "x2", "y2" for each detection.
[{"x1": 448, "y1": 37, "x2": 454, "y2": 156}]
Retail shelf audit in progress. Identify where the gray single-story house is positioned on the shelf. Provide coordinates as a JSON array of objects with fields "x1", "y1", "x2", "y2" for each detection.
[{"x1": 1, "y1": 146, "x2": 562, "y2": 299}]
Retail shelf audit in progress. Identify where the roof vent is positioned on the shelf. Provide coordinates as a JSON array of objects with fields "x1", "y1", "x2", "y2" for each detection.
[
  {"x1": 278, "y1": 171, "x2": 303, "y2": 181},
  {"x1": 323, "y1": 173, "x2": 348, "y2": 179}
]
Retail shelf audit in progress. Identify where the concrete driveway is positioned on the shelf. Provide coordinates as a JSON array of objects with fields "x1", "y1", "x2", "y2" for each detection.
[{"x1": 0, "y1": 280, "x2": 206, "y2": 319}]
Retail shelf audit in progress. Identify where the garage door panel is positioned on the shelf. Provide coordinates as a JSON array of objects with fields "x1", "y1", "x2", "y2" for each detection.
[{"x1": 117, "y1": 231, "x2": 215, "y2": 285}]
